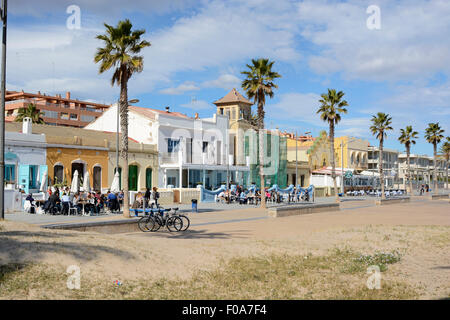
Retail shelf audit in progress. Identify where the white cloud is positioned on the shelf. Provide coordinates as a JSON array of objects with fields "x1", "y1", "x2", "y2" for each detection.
[
  {"x1": 202, "y1": 74, "x2": 241, "y2": 90},
  {"x1": 180, "y1": 99, "x2": 214, "y2": 110},
  {"x1": 159, "y1": 81, "x2": 200, "y2": 95},
  {"x1": 297, "y1": 0, "x2": 450, "y2": 81},
  {"x1": 267, "y1": 92, "x2": 323, "y2": 125}
]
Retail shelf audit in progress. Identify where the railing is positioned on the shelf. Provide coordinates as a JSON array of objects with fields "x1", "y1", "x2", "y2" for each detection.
[{"x1": 160, "y1": 152, "x2": 179, "y2": 165}]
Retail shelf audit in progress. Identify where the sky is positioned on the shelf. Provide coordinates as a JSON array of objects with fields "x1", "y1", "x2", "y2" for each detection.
[{"x1": 6, "y1": 0, "x2": 450, "y2": 156}]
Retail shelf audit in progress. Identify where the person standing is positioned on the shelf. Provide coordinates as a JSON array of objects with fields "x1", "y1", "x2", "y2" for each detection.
[{"x1": 152, "y1": 187, "x2": 160, "y2": 207}]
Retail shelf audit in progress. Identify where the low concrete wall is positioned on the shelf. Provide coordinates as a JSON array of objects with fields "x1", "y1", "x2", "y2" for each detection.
[
  {"x1": 179, "y1": 188, "x2": 201, "y2": 204},
  {"x1": 41, "y1": 219, "x2": 140, "y2": 234},
  {"x1": 268, "y1": 203, "x2": 340, "y2": 218},
  {"x1": 375, "y1": 196, "x2": 410, "y2": 205},
  {"x1": 428, "y1": 194, "x2": 449, "y2": 200}
]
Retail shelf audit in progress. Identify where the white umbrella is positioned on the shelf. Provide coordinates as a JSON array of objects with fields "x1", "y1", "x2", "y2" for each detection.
[
  {"x1": 83, "y1": 170, "x2": 91, "y2": 193},
  {"x1": 39, "y1": 170, "x2": 48, "y2": 192},
  {"x1": 110, "y1": 171, "x2": 120, "y2": 193},
  {"x1": 71, "y1": 170, "x2": 80, "y2": 193}
]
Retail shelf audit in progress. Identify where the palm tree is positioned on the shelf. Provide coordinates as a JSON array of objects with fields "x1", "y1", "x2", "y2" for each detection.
[
  {"x1": 425, "y1": 123, "x2": 445, "y2": 194},
  {"x1": 241, "y1": 58, "x2": 281, "y2": 208},
  {"x1": 94, "y1": 19, "x2": 150, "y2": 218},
  {"x1": 317, "y1": 89, "x2": 348, "y2": 202},
  {"x1": 398, "y1": 126, "x2": 418, "y2": 194},
  {"x1": 370, "y1": 112, "x2": 393, "y2": 200},
  {"x1": 440, "y1": 137, "x2": 450, "y2": 190},
  {"x1": 14, "y1": 103, "x2": 45, "y2": 124}
]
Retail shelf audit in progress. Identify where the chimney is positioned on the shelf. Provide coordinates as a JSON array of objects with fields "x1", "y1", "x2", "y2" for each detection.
[
  {"x1": 22, "y1": 117, "x2": 32, "y2": 134},
  {"x1": 66, "y1": 91, "x2": 71, "y2": 99},
  {"x1": 194, "y1": 112, "x2": 199, "y2": 119},
  {"x1": 165, "y1": 106, "x2": 170, "y2": 113}
]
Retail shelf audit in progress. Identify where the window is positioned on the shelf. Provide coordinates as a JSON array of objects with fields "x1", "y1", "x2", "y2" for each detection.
[
  {"x1": 145, "y1": 168, "x2": 152, "y2": 189},
  {"x1": 5, "y1": 164, "x2": 15, "y2": 182},
  {"x1": 81, "y1": 115, "x2": 96, "y2": 122},
  {"x1": 60, "y1": 112, "x2": 69, "y2": 120},
  {"x1": 168, "y1": 139, "x2": 180, "y2": 153},
  {"x1": 202, "y1": 141, "x2": 208, "y2": 153},
  {"x1": 54, "y1": 165, "x2": 64, "y2": 184},
  {"x1": 167, "y1": 176, "x2": 176, "y2": 186},
  {"x1": 266, "y1": 134, "x2": 272, "y2": 157},
  {"x1": 42, "y1": 110, "x2": 58, "y2": 119},
  {"x1": 70, "y1": 113, "x2": 78, "y2": 120}
]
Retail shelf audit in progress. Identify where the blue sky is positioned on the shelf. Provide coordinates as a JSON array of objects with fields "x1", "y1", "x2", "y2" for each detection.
[{"x1": 7, "y1": 0, "x2": 450, "y2": 155}]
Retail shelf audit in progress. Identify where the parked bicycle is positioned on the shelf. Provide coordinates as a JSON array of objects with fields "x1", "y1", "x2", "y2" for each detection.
[
  {"x1": 170, "y1": 207, "x2": 190, "y2": 231},
  {"x1": 138, "y1": 205, "x2": 183, "y2": 232}
]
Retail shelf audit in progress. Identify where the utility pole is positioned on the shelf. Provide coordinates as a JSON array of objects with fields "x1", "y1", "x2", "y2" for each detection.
[
  {"x1": 295, "y1": 131, "x2": 298, "y2": 187},
  {"x1": 0, "y1": 0, "x2": 7, "y2": 220},
  {"x1": 341, "y1": 141, "x2": 344, "y2": 194}
]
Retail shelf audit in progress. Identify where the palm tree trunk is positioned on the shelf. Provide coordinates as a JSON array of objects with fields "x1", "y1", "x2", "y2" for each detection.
[
  {"x1": 257, "y1": 101, "x2": 266, "y2": 209},
  {"x1": 446, "y1": 158, "x2": 448, "y2": 190},
  {"x1": 120, "y1": 73, "x2": 130, "y2": 218},
  {"x1": 329, "y1": 123, "x2": 339, "y2": 202},
  {"x1": 433, "y1": 143, "x2": 438, "y2": 194},
  {"x1": 407, "y1": 145, "x2": 412, "y2": 195},
  {"x1": 379, "y1": 137, "x2": 385, "y2": 200}
]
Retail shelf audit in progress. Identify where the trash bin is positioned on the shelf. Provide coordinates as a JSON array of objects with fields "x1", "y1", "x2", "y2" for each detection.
[{"x1": 191, "y1": 199, "x2": 198, "y2": 213}]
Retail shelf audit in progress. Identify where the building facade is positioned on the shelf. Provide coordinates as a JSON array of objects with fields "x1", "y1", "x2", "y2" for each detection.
[
  {"x1": 368, "y1": 146, "x2": 399, "y2": 187},
  {"x1": 5, "y1": 90, "x2": 110, "y2": 127},
  {"x1": 6, "y1": 122, "x2": 158, "y2": 192},
  {"x1": 86, "y1": 103, "x2": 249, "y2": 189},
  {"x1": 5, "y1": 119, "x2": 47, "y2": 194},
  {"x1": 398, "y1": 153, "x2": 447, "y2": 189}
]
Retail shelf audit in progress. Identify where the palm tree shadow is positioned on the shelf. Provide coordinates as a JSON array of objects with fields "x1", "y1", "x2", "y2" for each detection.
[
  {"x1": 0, "y1": 230, "x2": 135, "y2": 280},
  {"x1": 135, "y1": 229, "x2": 250, "y2": 240}
]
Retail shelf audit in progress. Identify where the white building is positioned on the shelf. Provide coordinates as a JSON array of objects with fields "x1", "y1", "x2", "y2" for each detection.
[
  {"x1": 86, "y1": 105, "x2": 249, "y2": 189},
  {"x1": 368, "y1": 146, "x2": 399, "y2": 188},
  {"x1": 398, "y1": 153, "x2": 447, "y2": 189},
  {"x1": 5, "y1": 118, "x2": 47, "y2": 212}
]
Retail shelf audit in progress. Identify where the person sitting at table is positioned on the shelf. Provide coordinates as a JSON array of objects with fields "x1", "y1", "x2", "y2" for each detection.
[
  {"x1": 61, "y1": 192, "x2": 71, "y2": 215},
  {"x1": 239, "y1": 190, "x2": 247, "y2": 204},
  {"x1": 84, "y1": 194, "x2": 96, "y2": 214},
  {"x1": 72, "y1": 193, "x2": 82, "y2": 215},
  {"x1": 132, "y1": 192, "x2": 144, "y2": 209},
  {"x1": 217, "y1": 190, "x2": 226, "y2": 202},
  {"x1": 45, "y1": 191, "x2": 61, "y2": 214},
  {"x1": 255, "y1": 190, "x2": 261, "y2": 205},
  {"x1": 24, "y1": 194, "x2": 35, "y2": 213},
  {"x1": 106, "y1": 191, "x2": 119, "y2": 212}
]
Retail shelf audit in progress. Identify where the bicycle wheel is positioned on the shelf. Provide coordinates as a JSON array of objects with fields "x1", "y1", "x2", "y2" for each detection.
[
  {"x1": 138, "y1": 216, "x2": 154, "y2": 232},
  {"x1": 179, "y1": 215, "x2": 190, "y2": 231},
  {"x1": 152, "y1": 215, "x2": 163, "y2": 232},
  {"x1": 166, "y1": 216, "x2": 183, "y2": 232}
]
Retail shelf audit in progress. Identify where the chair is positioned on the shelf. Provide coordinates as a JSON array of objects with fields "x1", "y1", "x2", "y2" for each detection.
[{"x1": 68, "y1": 203, "x2": 78, "y2": 216}]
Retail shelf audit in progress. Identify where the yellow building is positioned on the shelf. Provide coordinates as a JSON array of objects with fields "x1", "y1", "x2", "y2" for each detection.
[
  {"x1": 285, "y1": 133, "x2": 312, "y2": 187},
  {"x1": 334, "y1": 136, "x2": 369, "y2": 171},
  {"x1": 6, "y1": 122, "x2": 158, "y2": 192}
]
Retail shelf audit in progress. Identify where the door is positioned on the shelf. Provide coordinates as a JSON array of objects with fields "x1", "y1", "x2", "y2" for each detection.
[
  {"x1": 145, "y1": 168, "x2": 152, "y2": 189},
  {"x1": 18, "y1": 165, "x2": 30, "y2": 193},
  {"x1": 72, "y1": 163, "x2": 84, "y2": 185},
  {"x1": 93, "y1": 166, "x2": 102, "y2": 191},
  {"x1": 129, "y1": 165, "x2": 138, "y2": 191}
]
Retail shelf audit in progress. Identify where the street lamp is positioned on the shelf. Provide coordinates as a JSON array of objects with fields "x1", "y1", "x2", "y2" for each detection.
[
  {"x1": 115, "y1": 98, "x2": 139, "y2": 176},
  {"x1": 0, "y1": 0, "x2": 7, "y2": 220}
]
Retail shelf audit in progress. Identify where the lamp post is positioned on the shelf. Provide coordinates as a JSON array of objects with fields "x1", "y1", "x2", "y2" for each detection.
[{"x1": 0, "y1": 0, "x2": 7, "y2": 220}]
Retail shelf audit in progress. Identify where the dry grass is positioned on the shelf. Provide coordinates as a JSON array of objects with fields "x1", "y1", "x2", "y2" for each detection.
[{"x1": 0, "y1": 248, "x2": 416, "y2": 300}]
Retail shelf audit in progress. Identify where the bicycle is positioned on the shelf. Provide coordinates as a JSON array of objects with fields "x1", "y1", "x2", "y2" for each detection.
[
  {"x1": 138, "y1": 206, "x2": 183, "y2": 232},
  {"x1": 170, "y1": 207, "x2": 190, "y2": 231}
]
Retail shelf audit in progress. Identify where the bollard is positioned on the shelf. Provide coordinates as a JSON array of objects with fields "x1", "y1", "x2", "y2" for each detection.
[{"x1": 191, "y1": 199, "x2": 198, "y2": 213}]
